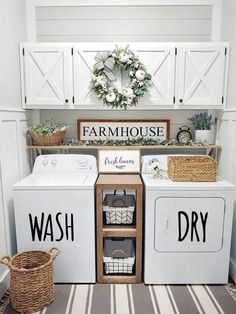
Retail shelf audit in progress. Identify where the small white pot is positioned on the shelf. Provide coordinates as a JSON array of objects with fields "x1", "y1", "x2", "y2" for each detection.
[{"x1": 195, "y1": 130, "x2": 214, "y2": 144}]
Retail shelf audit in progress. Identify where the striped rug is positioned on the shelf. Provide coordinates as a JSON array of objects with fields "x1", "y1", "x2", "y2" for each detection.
[{"x1": 2, "y1": 284, "x2": 236, "y2": 314}]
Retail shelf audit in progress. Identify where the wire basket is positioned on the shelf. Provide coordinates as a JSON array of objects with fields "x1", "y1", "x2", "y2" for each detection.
[
  {"x1": 28, "y1": 130, "x2": 65, "y2": 146},
  {"x1": 0, "y1": 248, "x2": 60, "y2": 313},
  {"x1": 103, "y1": 190, "x2": 135, "y2": 224},
  {"x1": 103, "y1": 239, "x2": 135, "y2": 274},
  {"x1": 168, "y1": 155, "x2": 217, "y2": 182}
]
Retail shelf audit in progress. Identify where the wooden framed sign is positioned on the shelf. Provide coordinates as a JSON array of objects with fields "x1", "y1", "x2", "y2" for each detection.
[
  {"x1": 77, "y1": 119, "x2": 170, "y2": 141},
  {"x1": 98, "y1": 150, "x2": 140, "y2": 173}
]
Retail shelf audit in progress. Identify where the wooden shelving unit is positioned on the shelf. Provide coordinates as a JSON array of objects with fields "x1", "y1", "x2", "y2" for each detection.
[{"x1": 96, "y1": 174, "x2": 143, "y2": 283}]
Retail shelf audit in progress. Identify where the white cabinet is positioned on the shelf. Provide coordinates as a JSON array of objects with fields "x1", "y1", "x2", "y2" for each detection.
[
  {"x1": 20, "y1": 42, "x2": 229, "y2": 110},
  {"x1": 128, "y1": 44, "x2": 176, "y2": 108},
  {"x1": 73, "y1": 43, "x2": 176, "y2": 109},
  {"x1": 176, "y1": 44, "x2": 227, "y2": 108},
  {"x1": 21, "y1": 44, "x2": 73, "y2": 108},
  {"x1": 73, "y1": 44, "x2": 108, "y2": 108}
]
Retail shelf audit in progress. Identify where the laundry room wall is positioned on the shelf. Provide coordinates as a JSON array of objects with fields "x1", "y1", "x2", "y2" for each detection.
[
  {"x1": 217, "y1": 0, "x2": 236, "y2": 282},
  {"x1": 0, "y1": 0, "x2": 32, "y2": 298},
  {"x1": 35, "y1": 4, "x2": 212, "y2": 42},
  {"x1": 36, "y1": 3, "x2": 212, "y2": 134}
]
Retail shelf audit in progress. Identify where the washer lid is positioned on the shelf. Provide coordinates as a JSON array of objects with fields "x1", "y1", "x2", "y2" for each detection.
[
  {"x1": 13, "y1": 173, "x2": 97, "y2": 190},
  {"x1": 142, "y1": 174, "x2": 234, "y2": 191}
]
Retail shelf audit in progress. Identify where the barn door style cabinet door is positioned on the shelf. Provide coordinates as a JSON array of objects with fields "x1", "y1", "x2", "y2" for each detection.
[
  {"x1": 73, "y1": 43, "x2": 176, "y2": 109},
  {"x1": 176, "y1": 44, "x2": 228, "y2": 108},
  {"x1": 20, "y1": 44, "x2": 73, "y2": 108}
]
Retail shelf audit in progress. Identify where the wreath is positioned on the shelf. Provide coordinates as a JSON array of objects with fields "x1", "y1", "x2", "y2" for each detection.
[{"x1": 91, "y1": 46, "x2": 152, "y2": 109}]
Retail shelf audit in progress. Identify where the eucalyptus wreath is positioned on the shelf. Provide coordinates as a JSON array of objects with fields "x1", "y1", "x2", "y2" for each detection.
[{"x1": 91, "y1": 46, "x2": 152, "y2": 109}]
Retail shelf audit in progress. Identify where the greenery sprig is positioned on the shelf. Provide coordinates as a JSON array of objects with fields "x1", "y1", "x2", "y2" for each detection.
[{"x1": 63, "y1": 137, "x2": 210, "y2": 147}]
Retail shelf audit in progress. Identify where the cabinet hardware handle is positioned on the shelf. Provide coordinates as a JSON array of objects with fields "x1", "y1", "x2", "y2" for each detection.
[
  {"x1": 179, "y1": 99, "x2": 183, "y2": 103},
  {"x1": 65, "y1": 99, "x2": 69, "y2": 103}
]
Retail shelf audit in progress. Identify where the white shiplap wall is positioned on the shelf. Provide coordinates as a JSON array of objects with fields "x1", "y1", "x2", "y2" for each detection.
[
  {"x1": 40, "y1": 109, "x2": 204, "y2": 140},
  {"x1": 36, "y1": 5, "x2": 212, "y2": 42}
]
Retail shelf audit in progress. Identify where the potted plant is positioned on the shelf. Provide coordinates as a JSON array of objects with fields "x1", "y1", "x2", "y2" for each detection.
[
  {"x1": 28, "y1": 121, "x2": 66, "y2": 146},
  {"x1": 188, "y1": 112, "x2": 214, "y2": 144}
]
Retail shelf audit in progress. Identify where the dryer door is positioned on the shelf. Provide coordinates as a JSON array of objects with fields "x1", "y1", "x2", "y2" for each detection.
[{"x1": 154, "y1": 197, "x2": 225, "y2": 252}]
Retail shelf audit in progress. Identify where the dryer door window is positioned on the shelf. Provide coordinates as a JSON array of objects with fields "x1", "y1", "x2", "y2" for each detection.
[{"x1": 154, "y1": 197, "x2": 225, "y2": 252}]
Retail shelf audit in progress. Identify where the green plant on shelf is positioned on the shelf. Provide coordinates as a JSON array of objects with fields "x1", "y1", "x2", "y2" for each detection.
[
  {"x1": 28, "y1": 120, "x2": 66, "y2": 136},
  {"x1": 188, "y1": 112, "x2": 214, "y2": 130}
]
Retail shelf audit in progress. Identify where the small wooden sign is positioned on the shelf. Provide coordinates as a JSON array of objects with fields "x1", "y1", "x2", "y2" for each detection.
[
  {"x1": 98, "y1": 150, "x2": 140, "y2": 173},
  {"x1": 77, "y1": 119, "x2": 170, "y2": 141}
]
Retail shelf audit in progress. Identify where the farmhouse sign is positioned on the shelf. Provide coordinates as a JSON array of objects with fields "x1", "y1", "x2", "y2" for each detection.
[
  {"x1": 98, "y1": 150, "x2": 140, "y2": 173},
  {"x1": 77, "y1": 119, "x2": 170, "y2": 141}
]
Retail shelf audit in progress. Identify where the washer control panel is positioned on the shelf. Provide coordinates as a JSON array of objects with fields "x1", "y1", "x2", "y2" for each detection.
[{"x1": 33, "y1": 154, "x2": 97, "y2": 174}]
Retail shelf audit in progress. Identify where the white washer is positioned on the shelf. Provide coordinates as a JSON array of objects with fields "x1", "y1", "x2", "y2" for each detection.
[
  {"x1": 142, "y1": 155, "x2": 235, "y2": 284},
  {"x1": 13, "y1": 154, "x2": 97, "y2": 283}
]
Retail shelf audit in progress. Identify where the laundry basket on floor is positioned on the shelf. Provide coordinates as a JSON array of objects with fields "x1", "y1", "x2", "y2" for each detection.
[{"x1": 0, "y1": 247, "x2": 60, "y2": 313}]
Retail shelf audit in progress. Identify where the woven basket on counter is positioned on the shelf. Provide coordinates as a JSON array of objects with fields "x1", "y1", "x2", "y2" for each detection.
[
  {"x1": 28, "y1": 130, "x2": 65, "y2": 146},
  {"x1": 168, "y1": 156, "x2": 217, "y2": 182},
  {"x1": 0, "y1": 248, "x2": 60, "y2": 313}
]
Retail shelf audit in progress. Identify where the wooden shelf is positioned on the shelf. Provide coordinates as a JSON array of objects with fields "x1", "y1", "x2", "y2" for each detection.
[
  {"x1": 103, "y1": 225, "x2": 136, "y2": 237},
  {"x1": 99, "y1": 275, "x2": 138, "y2": 284},
  {"x1": 28, "y1": 144, "x2": 221, "y2": 150},
  {"x1": 96, "y1": 174, "x2": 143, "y2": 283}
]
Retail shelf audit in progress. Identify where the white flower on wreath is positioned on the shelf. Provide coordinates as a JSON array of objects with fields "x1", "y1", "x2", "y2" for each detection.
[
  {"x1": 129, "y1": 71, "x2": 134, "y2": 76},
  {"x1": 106, "y1": 92, "x2": 116, "y2": 103},
  {"x1": 119, "y1": 52, "x2": 130, "y2": 63},
  {"x1": 122, "y1": 88, "x2": 134, "y2": 97},
  {"x1": 135, "y1": 70, "x2": 146, "y2": 81},
  {"x1": 96, "y1": 76, "x2": 107, "y2": 85}
]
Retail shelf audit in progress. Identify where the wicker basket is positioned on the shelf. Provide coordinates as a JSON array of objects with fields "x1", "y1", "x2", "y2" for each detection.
[
  {"x1": 0, "y1": 248, "x2": 60, "y2": 313},
  {"x1": 28, "y1": 130, "x2": 65, "y2": 146},
  {"x1": 168, "y1": 156, "x2": 217, "y2": 182}
]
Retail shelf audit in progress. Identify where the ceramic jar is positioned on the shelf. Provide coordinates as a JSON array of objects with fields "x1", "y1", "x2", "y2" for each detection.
[{"x1": 195, "y1": 129, "x2": 214, "y2": 144}]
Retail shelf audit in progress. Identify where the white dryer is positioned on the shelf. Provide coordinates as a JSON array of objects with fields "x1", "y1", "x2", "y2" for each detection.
[
  {"x1": 13, "y1": 154, "x2": 97, "y2": 283},
  {"x1": 142, "y1": 155, "x2": 234, "y2": 284}
]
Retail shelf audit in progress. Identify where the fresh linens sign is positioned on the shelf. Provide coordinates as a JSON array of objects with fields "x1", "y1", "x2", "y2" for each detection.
[
  {"x1": 99, "y1": 150, "x2": 140, "y2": 173},
  {"x1": 77, "y1": 119, "x2": 169, "y2": 141}
]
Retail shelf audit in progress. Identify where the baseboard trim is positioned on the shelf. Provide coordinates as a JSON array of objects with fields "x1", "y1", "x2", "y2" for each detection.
[
  {"x1": 229, "y1": 258, "x2": 236, "y2": 283},
  {"x1": 0, "y1": 107, "x2": 26, "y2": 113},
  {"x1": 0, "y1": 269, "x2": 9, "y2": 299}
]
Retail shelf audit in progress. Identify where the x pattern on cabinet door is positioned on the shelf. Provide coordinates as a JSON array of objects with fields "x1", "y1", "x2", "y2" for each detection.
[
  {"x1": 30, "y1": 51, "x2": 63, "y2": 100},
  {"x1": 24, "y1": 46, "x2": 72, "y2": 106},
  {"x1": 178, "y1": 46, "x2": 225, "y2": 106},
  {"x1": 135, "y1": 47, "x2": 175, "y2": 106},
  {"x1": 74, "y1": 48, "x2": 123, "y2": 106}
]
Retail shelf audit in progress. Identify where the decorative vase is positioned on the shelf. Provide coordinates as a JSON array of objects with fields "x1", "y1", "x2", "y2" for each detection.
[{"x1": 195, "y1": 129, "x2": 214, "y2": 144}]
